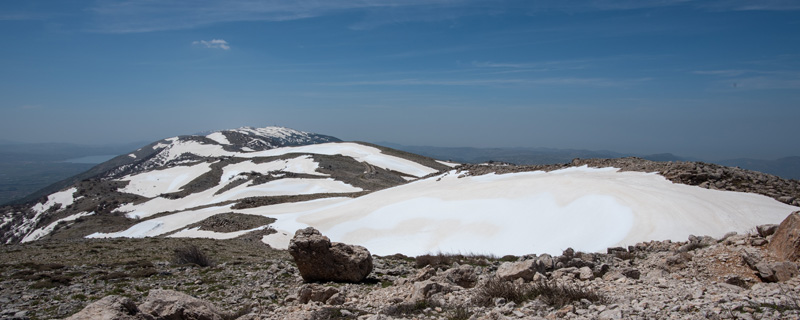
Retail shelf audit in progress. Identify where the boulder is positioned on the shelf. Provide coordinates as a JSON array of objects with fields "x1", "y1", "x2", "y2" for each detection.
[
  {"x1": 438, "y1": 264, "x2": 478, "y2": 288},
  {"x1": 579, "y1": 266, "x2": 594, "y2": 281},
  {"x1": 288, "y1": 227, "x2": 373, "y2": 283},
  {"x1": 139, "y1": 289, "x2": 223, "y2": 320},
  {"x1": 297, "y1": 284, "x2": 340, "y2": 304},
  {"x1": 496, "y1": 260, "x2": 543, "y2": 281},
  {"x1": 411, "y1": 280, "x2": 457, "y2": 300},
  {"x1": 755, "y1": 261, "x2": 799, "y2": 282},
  {"x1": 65, "y1": 295, "x2": 152, "y2": 320},
  {"x1": 756, "y1": 224, "x2": 779, "y2": 238},
  {"x1": 767, "y1": 212, "x2": 800, "y2": 261}
]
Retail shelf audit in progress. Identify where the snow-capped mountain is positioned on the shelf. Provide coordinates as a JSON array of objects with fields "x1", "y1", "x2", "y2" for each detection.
[
  {"x1": 1, "y1": 126, "x2": 798, "y2": 257},
  {"x1": 0, "y1": 126, "x2": 450, "y2": 244}
]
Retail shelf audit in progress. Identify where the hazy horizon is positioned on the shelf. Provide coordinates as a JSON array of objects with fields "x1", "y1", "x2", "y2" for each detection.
[{"x1": 2, "y1": 1, "x2": 799, "y2": 161}]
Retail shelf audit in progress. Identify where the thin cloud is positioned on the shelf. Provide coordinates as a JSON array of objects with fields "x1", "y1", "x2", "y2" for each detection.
[
  {"x1": 88, "y1": 0, "x2": 470, "y2": 33},
  {"x1": 323, "y1": 77, "x2": 649, "y2": 87},
  {"x1": 693, "y1": 68, "x2": 800, "y2": 90},
  {"x1": 85, "y1": 0, "x2": 800, "y2": 33},
  {"x1": 193, "y1": 39, "x2": 230, "y2": 50}
]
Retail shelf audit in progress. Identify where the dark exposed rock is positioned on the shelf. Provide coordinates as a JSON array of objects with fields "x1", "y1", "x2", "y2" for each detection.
[{"x1": 288, "y1": 227, "x2": 373, "y2": 283}]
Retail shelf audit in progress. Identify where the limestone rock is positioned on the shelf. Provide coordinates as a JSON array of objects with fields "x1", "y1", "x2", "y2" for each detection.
[
  {"x1": 65, "y1": 295, "x2": 152, "y2": 320},
  {"x1": 139, "y1": 289, "x2": 223, "y2": 320},
  {"x1": 297, "y1": 284, "x2": 340, "y2": 304},
  {"x1": 579, "y1": 266, "x2": 594, "y2": 281},
  {"x1": 496, "y1": 260, "x2": 542, "y2": 281},
  {"x1": 438, "y1": 264, "x2": 478, "y2": 288},
  {"x1": 755, "y1": 261, "x2": 799, "y2": 282},
  {"x1": 767, "y1": 211, "x2": 800, "y2": 261},
  {"x1": 411, "y1": 280, "x2": 456, "y2": 300},
  {"x1": 288, "y1": 227, "x2": 373, "y2": 283}
]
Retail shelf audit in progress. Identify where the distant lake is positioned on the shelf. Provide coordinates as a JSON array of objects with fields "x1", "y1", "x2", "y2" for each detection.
[{"x1": 63, "y1": 155, "x2": 117, "y2": 164}]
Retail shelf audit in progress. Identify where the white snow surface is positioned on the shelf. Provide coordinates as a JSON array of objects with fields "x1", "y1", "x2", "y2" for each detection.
[
  {"x1": 117, "y1": 177, "x2": 361, "y2": 219},
  {"x1": 220, "y1": 156, "x2": 325, "y2": 182},
  {"x1": 235, "y1": 126, "x2": 306, "y2": 140},
  {"x1": 436, "y1": 160, "x2": 461, "y2": 168},
  {"x1": 88, "y1": 205, "x2": 233, "y2": 239},
  {"x1": 206, "y1": 132, "x2": 230, "y2": 145},
  {"x1": 119, "y1": 162, "x2": 212, "y2": 198},
  {"x1": 22, "y1": 211, "x2": 95, "y2": 243},
  {"x1": 169, "y1": 225, "x2": 269, "y2": 240},
  {"x1": 153, "y1": 141, "x2": 437, "y2": 178},
  {"x1": 32, "y1": 188, "x2": 77, "y2": 215},
  {"x1": 258, "y1": 167, "x2": 796, "y2": 256}
]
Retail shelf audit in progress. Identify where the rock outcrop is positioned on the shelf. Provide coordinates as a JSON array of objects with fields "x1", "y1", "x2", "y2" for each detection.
[
  {"x1": 138, "y1": 289, "x2": 223, "y2": 320},
  {"x1": 288, "y1": 227, "x2": 373, "y2": 283},
  {"x1": 65, "y1": 295, "x2": 151, "y2": 320},
  {"x1": 768, "y1": 211, "x2": 800, "y2": 261},
  {"x1": 65, "y1": 290, "x2": 224, "y2": 320}
]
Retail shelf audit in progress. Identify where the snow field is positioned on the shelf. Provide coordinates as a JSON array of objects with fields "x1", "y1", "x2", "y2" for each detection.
[
  {"x1": 117, "y1": 177, "x2": 361, "y2": 219},
  {"x1": 258, "y1": 167, "x2": 796, "y2": 256},
  {"x1": 120, "y1": 162, "x2": 212, "y2": 198},
  {"x1": 205, "y1": 132, "x2": 230, "y2": 145}
]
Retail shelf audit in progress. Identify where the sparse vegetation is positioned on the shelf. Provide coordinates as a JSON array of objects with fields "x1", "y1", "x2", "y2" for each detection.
[
  {"x1": 476, "y1": 277, "x2": 607, "y2": 308},
  {"x1": 415, "y1": 252, "x2": 500, "y2": 269},
  {"x1": 173, "y1": 244, "x2": 215, "y2": 267},
  {"x1": 528, "y1": 280, "x2": 608, "y2": 308}
]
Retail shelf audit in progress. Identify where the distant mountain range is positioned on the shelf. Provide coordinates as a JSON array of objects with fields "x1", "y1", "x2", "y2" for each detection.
[
  {"x1": 377, "y1": 143, "x2": 800, "y2": 180},
  {"x1": 2, "y1": 136, "x2": 798, "y2": 207}
]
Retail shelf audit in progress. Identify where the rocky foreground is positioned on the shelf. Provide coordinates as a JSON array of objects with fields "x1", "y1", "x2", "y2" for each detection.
[{"x1": 0, "y1": 212, "x2": 799, "y2": 320}]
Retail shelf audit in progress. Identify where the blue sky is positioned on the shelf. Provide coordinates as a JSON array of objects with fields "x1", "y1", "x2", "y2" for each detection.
[{"x1": 1, "y1": 0, "x2": 799, "y2": 160}]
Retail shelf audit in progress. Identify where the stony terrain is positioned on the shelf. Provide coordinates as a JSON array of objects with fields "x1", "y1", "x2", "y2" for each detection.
[{"x1": 3, "y1": 213, "x2": 800, "y2": 320}]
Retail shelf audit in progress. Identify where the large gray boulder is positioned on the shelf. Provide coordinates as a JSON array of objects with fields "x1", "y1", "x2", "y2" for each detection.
[{"x1": 288, "y1": 227, "x2": 373, "y2": 283}]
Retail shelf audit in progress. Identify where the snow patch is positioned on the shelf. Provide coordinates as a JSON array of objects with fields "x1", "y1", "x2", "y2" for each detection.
[
  {"x1": 32, "y1": 188, "x2": 77, "y2": 215},
  {"x1": 436, "y1": 160, "x2": 460, "y2": 168},
  {"x1": 22, "y1": 211, "x2": 95, "y2": 243},
  {"x1": 206, "y1": 132, "x2": 230, "y2": 145},
  {"x1": 119, "y1": 162, "x2": 212, "y2": 198},
  {"x1": 169, "y1": 225, "x2": 269, "y2": 240}
]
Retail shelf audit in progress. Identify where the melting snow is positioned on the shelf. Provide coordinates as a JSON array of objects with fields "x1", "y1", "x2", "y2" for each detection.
[
  {"x1": 117, "y1": 177, "x2": 361, "y2": 219},
  {"x1": 259, "y1": 167, "x2": 796, "y2": 256},
  {"x1": 436, "y1": 160, "x2": 460, "y2": 168},
  {"x1": 119, "y1": 162, "x2": 212, "y2": 198},
  {"x1": 32, "y1": 188, "x2": 77, "y2": 215},
  {"x1": 149, "y1": 141, "x2": 438, "y2": 178},
  {"x1": 206, "y1": 132, "x2": 230, "y2": 145},
  {"x1": 22, "y1": 211, "x2": 95, "y2": 243}
]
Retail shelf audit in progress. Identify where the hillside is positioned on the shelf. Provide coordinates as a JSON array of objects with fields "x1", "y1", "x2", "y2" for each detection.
[{"x1": 0, "y1": 127, "x2": 451, "y2": 244}]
